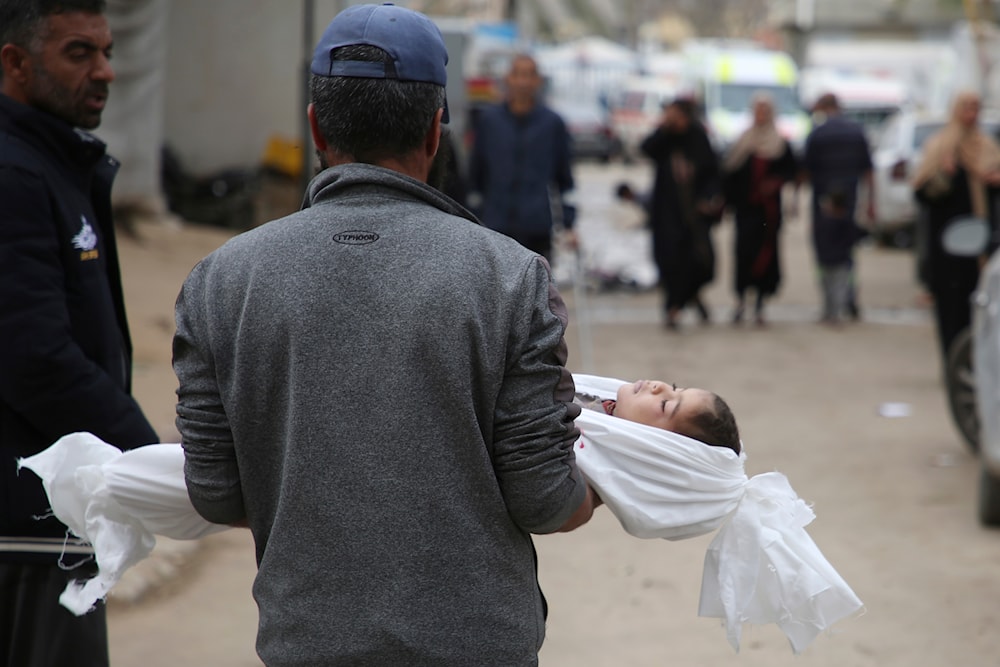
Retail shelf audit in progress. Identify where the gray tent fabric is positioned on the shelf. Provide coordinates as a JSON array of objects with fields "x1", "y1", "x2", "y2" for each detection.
[{"x1": 98, "y1": 0, "x2": 169, "y2": 211}]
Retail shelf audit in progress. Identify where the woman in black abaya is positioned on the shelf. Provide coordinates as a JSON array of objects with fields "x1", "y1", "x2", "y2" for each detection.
[
  {"x1": 641, "y1": 99, "x2": 721, "y2": 330},
  {"x1": 913, "y1": 91, "x2": 1000, "y2": 358}
]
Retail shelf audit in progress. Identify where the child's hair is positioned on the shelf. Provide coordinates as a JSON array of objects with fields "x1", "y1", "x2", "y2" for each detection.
[
  {"x1": 615, "y1": 182, "x2": 634, "y2": 200},
  {"x1": 681, "y1": 394, "x2": 741, "y2": 455}
]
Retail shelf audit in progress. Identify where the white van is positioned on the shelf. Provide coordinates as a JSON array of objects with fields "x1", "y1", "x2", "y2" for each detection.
[
  {"x1": 681, "y1": 43, "x2": 810, "y2": 155},
  {"x1": 799, "y1": 66, "x2": 908, "y2": 143}
]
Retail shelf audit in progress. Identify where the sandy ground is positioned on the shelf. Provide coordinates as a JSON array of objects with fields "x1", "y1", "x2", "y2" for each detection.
[{"x1": 104, "y1": 163, "x2": 1000, "y2": 666}]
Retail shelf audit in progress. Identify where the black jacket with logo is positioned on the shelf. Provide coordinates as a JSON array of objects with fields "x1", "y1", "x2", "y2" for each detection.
[{"x1": 0, "y1": 94, "x2": 158, "y2": 564}]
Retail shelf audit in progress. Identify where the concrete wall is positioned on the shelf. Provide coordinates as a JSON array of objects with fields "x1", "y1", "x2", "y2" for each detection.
[
  {"x1": 769, "y1": 0, "x2": 964, "y2": 29},
  {"x1": 100, "y1": 0, "x2": 169, "y2": 205},
  {"x1": 163, "y1": 1, "x2": 470, "y2": 175},
  {"x1": 163, "y1": 0, "x2": 351, "y2": 174}
]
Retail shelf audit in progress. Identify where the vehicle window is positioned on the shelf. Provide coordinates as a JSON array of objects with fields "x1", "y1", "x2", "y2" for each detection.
[
  {"x1": 876, "y1": 116, "x2": 901, "y2": 151},
  {"x1": 647, "y1": 92, "x2": 670, "y2": 114},
  {"x1": 913, "y1": 123, "x2": 945, "y2": 150},
  {"x1": 618, "y1": 91, "x2": 646, "y2": 112},
  {"x1": 718, "y1": 83, "x2": 800, "y2": 114},
  {"x1": 843, "y1": 108, "x2": 896, "y2": 131},
  {"x1": 905, "y1": 121, "x2": 1000, "y2": 154}
]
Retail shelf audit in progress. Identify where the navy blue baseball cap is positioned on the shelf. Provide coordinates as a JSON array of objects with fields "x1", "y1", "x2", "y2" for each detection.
[{"x1": 311, "y1": 3, "x2": 450, "y2": 122}]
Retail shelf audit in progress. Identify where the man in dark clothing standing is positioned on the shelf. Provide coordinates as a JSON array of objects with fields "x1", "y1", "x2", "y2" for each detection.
[
  {"x1": 641, "y1": 98, "x2": 721, "y2": 329},
  {"x1": 803, "y1": 93, "x2": 875, "y2": 321},
  {"x1": 175, "y1": 6, "x2": 598, "y2": 665},
  {"x1": 468, "y1": 54, "x2": 577, "y2": 261},
  {"x1": 0, "y1": 2, "x2": 158, "y2": 666}
]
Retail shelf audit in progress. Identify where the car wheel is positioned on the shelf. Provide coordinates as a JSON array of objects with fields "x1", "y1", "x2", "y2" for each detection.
[
  {"x1": 945, "y1": 327, "x2": 979, "y2": 452},
  {"x1": 979, "y1": 464, "x2": 1000, "y2": 527}
]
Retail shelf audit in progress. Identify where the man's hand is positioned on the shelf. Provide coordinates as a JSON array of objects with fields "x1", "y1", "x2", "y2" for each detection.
[{"x1": 556, "y1": 484, "x2": 601, "y2": 532}]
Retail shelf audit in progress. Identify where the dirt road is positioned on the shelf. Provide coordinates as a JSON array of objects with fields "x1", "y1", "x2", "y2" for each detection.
[{"x1": 106, "y1": 164, "x2": 1000, "y2": 666}]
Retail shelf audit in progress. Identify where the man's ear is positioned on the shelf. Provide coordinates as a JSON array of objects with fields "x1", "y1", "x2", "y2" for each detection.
[
  {"x1": 424, "y1": 108, "x2": 444, "y2": 160},
  {"x1": 0, "y1": 44, "x2": 30, "y2": 96},
  {"x1": 307, "y1": 103, "x2": 328, "y2": 152}
]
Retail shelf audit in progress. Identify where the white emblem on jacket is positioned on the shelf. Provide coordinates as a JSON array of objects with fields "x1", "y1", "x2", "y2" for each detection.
[{"x1": 73, "y1": 216, "x2": 99, "y2": 261}]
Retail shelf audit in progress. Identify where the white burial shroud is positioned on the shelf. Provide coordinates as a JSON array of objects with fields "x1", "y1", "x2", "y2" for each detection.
[
  {"x1": 572, "y1": 374, "x2": 863, "y2": 653},
  {"x1": 18, "y1": 374, "x2": 862, "y2": 653},
  {"x1": 17, "y1": 436, "x2": 227, "y2": 616}
]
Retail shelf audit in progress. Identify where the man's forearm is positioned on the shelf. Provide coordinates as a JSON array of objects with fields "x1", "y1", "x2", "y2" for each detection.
[{"x1": 556, "y1": 484, "x2": 601, "y2": 532}]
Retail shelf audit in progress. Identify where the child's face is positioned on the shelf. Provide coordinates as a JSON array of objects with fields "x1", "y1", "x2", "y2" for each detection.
[{"x1": 614, "y1": 380, "x2": 715, "y2": 435}]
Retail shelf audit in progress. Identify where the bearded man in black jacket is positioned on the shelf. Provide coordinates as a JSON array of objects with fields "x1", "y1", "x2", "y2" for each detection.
[{"x1": 0, "y1": 2, "x2": 158, "y2": 665}]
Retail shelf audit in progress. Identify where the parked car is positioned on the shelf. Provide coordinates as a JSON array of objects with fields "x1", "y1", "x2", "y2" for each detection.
[
  {"x1": 929, "y1": 214, "x2": 1000, "y2": 526},
  {"x1": 550, "y1": 98, "x2": 620, "y2": 163},
  {"x1": 974, "y1": 244, "x2": 1000, "y2": 526},
  {"x1": 871, "y1": 109, "x2": 1000, "y2": 248}
]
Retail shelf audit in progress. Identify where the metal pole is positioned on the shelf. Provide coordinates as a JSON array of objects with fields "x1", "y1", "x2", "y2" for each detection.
[
  {"x1": 573, "y1": 250, "x2": 595, "y2": 373},
  {"x1": 300, "y1": 0, "x2": 316, "y2": 198}
]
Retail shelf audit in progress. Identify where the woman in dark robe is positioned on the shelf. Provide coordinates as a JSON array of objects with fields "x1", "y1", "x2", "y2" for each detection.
[
  {"x1": 721, "y1": 94, "x2": 798, "y2": 326},
  {"x1": 913, "y1": 91, "x2": 1000, "y2": 358},
  {"x1": 641, "y1": 99, "x2": 722, "y2": 330}
]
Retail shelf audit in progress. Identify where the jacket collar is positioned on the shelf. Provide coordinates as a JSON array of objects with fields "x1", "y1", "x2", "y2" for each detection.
[
  {"x1": 0, "y1": 93, "x2": 112, "y2": 171},
  {"x1": 303, "y1": 162, "x2": 479, "y2": 225},
  {"x1": 503, "y1": 100, "x2": 542, "y2": 121}
]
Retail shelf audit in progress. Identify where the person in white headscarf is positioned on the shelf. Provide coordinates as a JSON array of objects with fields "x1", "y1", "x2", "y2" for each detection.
[{"x1": 722, "y1": 93, "x2": 798, "y2": 326}]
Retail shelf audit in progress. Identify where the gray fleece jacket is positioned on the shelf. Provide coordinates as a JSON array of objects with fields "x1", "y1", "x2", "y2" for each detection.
[{"x1": 173, "y1": 163, "x2": 586, "y2": 667}]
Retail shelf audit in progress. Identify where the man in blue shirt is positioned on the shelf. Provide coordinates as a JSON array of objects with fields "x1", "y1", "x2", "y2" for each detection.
[
  {"x1": 468, "y1": 54, "x2": 577, "y2": 261},
  {"x1": 804, "y1": 93, "x2": 875, "y2": 321}
]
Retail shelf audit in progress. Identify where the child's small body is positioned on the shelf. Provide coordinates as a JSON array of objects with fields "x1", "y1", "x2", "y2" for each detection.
[
  {"x1": 569, "y1": 374, "x2": 863, "y2": 654},
  {"x1": 21, "y1": 374, "x2": 861, "y2": 655}
]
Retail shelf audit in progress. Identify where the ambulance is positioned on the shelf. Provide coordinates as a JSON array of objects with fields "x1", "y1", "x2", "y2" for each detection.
[{"x1": 681, "y1": 42, "x2": 810, "y2": 155}]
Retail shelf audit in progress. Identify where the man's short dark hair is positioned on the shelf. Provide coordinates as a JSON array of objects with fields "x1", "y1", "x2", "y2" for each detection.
[
  {"x1": 0, "y1": 0, "x2": 106, "y2": 47},
  {"x1": 814, "y1": 93, "x2": 841, "y2": 113},
  {"x1": 0, "y1": 0, "x2": 106, "y2": 81},
  {"x1": 686, "y1": 393, "x2": 741, "y2": 455},
  {"x1": 669, "y1": 97, "x2": 697, "y2": 121},
  {"x1": 310, "y1": 44, "x2": 446, "y2": 164}
]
